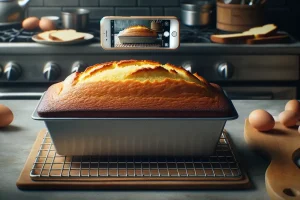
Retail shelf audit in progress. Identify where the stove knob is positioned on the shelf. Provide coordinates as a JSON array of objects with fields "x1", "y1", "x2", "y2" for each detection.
[
  {"x1": 43, "y1": 62, "x2": 61, "y2": 81},
  {"x1": 182, "y1": 63, "x2": 192, "y2": 72},
  {"x1": 4, "y1": 62, "x2": 22, "y2": 81},
  {"x1": 71, "y1": 61, "x2": 87, "y2": 73},
  {"x1": 216, "y1": 62, "x2": 234, "y2": 79}
]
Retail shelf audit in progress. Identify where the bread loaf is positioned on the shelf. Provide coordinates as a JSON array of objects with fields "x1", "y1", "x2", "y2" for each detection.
[
  {"x1": 37, "y1": 60, "x2": 232, "y2": 118},
  {"x1": 118, "y1": 25, "x2": 157, "y2": 37}
]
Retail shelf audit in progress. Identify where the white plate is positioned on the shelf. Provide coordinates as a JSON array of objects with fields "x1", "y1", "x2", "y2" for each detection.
[{"x1": 32, "y1": 33, "x2": 94, "y2": 45}]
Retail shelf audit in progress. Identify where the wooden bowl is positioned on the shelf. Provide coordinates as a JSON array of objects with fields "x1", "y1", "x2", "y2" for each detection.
[{"x1": 217, "y1": 2, "x2": 265, "y2": 32}]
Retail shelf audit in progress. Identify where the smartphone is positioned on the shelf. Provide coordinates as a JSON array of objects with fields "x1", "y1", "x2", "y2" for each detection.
[{"x1": 100, "y1": 16, "x2": 180, "y2": 50}]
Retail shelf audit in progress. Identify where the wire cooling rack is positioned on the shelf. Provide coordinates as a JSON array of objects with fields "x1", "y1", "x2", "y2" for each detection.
[
  {"x1": 30, "y1": 131, "x2": 242, "y2": 180},
  {"x1": 115, "y1": 43, "x2": 161, "y2": 48}
]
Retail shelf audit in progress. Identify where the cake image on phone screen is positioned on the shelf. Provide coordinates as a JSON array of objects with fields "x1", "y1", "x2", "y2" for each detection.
[
  {"x1": 118, "y1": 25, "x2": 158, "y2": 44},
  {"x1": 113, "y1": 20, "x2": 169, "y2": 47}
]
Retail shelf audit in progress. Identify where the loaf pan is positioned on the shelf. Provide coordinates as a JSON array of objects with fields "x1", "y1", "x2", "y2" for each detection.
[
  {"x1": 118, "y1": 36, "x2": 158, "y2": 44},
  {"x1": 32, "y1": 92, "x2": 238, "y2": 156}
]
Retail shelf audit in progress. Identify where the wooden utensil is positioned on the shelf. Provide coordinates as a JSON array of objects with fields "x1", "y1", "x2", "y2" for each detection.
[
  {"x1": 249, "y1": 0, "x2": 255, "y2": 5},
  {"x1": 222, "y1": 0, "x2": 241, "y2": 4},
  {"x1": 244, "y1": 119, "x2": 300, "y2": 200}
]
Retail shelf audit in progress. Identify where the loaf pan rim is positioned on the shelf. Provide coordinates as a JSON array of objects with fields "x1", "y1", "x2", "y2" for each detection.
[{"x1": 32, "y1": 92, "x2": 238, "y2": 121}]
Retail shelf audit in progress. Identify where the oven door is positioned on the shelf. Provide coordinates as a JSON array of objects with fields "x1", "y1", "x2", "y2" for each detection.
[{"x1": 223, "y1": 87, "x2": 297, "y2": 100}]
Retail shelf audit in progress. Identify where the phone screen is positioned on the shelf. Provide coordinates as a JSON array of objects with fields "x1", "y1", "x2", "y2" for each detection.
[{"x1": 110, "y1": 19, "x2": 171, "y2": 48}]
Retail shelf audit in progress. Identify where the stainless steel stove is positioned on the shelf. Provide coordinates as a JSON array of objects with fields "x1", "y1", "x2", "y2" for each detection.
[{"x1": 0, "y1": 24, "x2": 299, "y2": 100}]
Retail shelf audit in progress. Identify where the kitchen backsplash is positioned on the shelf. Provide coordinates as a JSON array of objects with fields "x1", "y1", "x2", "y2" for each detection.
[
  {"x1": 27, "y1": 0, "x2": 183, "y2": 19},
  {"x1": 27, "y1": 0, "x2": 300, "y2": 37}
]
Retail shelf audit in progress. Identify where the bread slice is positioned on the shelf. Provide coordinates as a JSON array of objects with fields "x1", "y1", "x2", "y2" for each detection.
[
  {"x1": 49, "y1": 30, "x2": 85, "y2": 42},
  {"x1": 211, "y1": 33, "x2": 254, "y2": 44},
  {"x1": 246, "y1": 33, "x2": 289, "y2": 44},
  {"x1": 243, "y1": 24, "x2": 277, "y2": 38},
  {"x1": 36, "y1": 30, "x2": 58, "y2": 41},
  {"x1": 210, "y1": 24, "x2": 278, "y2": 44},
  {"x1": 36, "y1": 29, "x2": 77, "y2": 41}
]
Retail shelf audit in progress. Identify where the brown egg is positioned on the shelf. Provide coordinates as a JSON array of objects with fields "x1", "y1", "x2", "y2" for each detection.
[
  {"x1": 285, "y1": 99, "x2": 300, "y2": 119},
  {"x1": 0, "y1": 104, "x2": 14, "y2": 127},
  {"x1": 22, "y1": 17, "x2": 40, "y2": 30},
  {"x1": 279, "y1": 110, "x2": 298, "y2": 127},
  {"x1": 39, "y1": 18, "x2": 56, "y2": 31},
  {"x1": 249, "y1": 109, "x2": 275, "y2": 131}
]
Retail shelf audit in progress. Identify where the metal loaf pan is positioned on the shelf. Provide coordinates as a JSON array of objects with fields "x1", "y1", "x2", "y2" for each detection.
[
  {"x1": 118, "y1": 36, "x2": 158, "y2": 44},
  {"x1": 32, "y1": 93, "x2": 238, "y2": 156}
]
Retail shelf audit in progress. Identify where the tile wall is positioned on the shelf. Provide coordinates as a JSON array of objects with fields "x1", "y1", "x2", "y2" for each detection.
[{"x1": 27, "y1": 0, "x2": 300, "y2": 37}]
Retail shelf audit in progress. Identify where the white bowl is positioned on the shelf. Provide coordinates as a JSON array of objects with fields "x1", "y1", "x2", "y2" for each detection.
[{"x1": 41, "y1": 16, "x2": 60, "y2": 26}]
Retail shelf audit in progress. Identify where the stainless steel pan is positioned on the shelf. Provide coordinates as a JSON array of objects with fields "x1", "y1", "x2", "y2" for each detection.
[
  {"x1": 0, "y1": 0, "x2": 30, "y2": 25},
  {"x1": 61, "y1": 8, "x2": 89, "y2": 31},
  {"x1": 32, "y1": 92, "x2": 238, "y2": 156},
  {"x1": 181, "y1": 0, "x2": 214, "y2": 26},
  {"x1": 118, "y1": 36, "x2": 158, "y2": 44}
]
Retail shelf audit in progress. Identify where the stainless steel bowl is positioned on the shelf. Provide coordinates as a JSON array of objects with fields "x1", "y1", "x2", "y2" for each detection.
[
  {"x1": 181, "y1": 0, "x2": 214, "y2": 26},
  {"x1": 61, "y1": 8, "x2": 89, "y2": 31}
]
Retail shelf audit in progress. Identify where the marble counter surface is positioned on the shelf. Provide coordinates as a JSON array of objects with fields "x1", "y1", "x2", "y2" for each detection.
[{"x1": 0, "y1": 100, "x2": 289, "y2": 200}]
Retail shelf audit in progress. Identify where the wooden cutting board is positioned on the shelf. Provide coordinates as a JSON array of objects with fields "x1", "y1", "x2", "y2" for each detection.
[
  {"x1": 244, "y1": 119, "x2": 300, "y2": 200},
  {"x1": 16, "y1": 129, "x2": 250, "y2": 190}
]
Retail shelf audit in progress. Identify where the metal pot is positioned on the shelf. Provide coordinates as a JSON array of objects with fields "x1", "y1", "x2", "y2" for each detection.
[
  {"x1": 0, "y1": 0, "x2": 30, "y2": 25},
  {"x1": 181, "y1": 0, "x2": 214, "y2": 26},
  {"x1": 61, "y1": 8, "x2": 89, "y2": 31}
]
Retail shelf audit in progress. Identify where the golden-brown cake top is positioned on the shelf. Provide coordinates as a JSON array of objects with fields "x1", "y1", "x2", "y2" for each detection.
[
  {"x1": 118, "y1": 25, "x2": 157, "y2": 37},
  {"x1": 37, "y1": 60, "x2": 232, "y2": 118},
  {"x1": 72, "y1": 60, "x2": 209, "y2": 87}
]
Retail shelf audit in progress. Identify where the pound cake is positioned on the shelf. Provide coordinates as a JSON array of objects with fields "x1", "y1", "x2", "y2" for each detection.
[
  {"x1": 118, "y1": 25, "x2": 157, "y2": 37},
  {"x1": 37, "y1": 60, "x2": 232, "y2": 118}
]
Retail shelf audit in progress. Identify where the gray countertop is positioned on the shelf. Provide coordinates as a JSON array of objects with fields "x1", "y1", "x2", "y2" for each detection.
[
  {"x1": 0, "y1": 100, "x2": 288, "y2": 200},
  {"x1": 1, "y1": 43, "x2": 300, "y2": 55}
]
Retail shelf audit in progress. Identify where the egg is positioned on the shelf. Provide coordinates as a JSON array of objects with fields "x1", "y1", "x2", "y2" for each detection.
[
  {"x1": 285, "y1": 99, "x2": 300, "y2": 119},
  {"x1": 298, "y1": 126, "x2": 300, "y2": 134},
  {"x1": 39, "y1": 18, "x2": 56, "y2": 31},
  {"x1": 0, "y1": 104, "x2": 14, "y2": 127},
  {"x1": 279, "y1": 110, "x2": 298, "y2": 127},
  {"x1": 22, "y1": 17, "x2": 40, "y2": 30},
  {"x1": 249, "y1": 109, "x2": 275, "y2": 131}
]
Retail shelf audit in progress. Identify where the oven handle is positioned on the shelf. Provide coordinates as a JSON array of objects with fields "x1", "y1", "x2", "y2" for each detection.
[{"x1": 0, "y1": 92, "x2": 43, "y2": 99}]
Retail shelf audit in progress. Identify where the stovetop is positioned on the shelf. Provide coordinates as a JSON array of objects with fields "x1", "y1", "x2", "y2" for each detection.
[
  {"x1": 0, "y1": 23, "x2": 298, "y2": 46},
  {"x1": 180, "y1": 26, "x2": 224, "y2": 43},
  {"x1": 0, "y1": 23, "x2": 224, "y2": 44}
]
